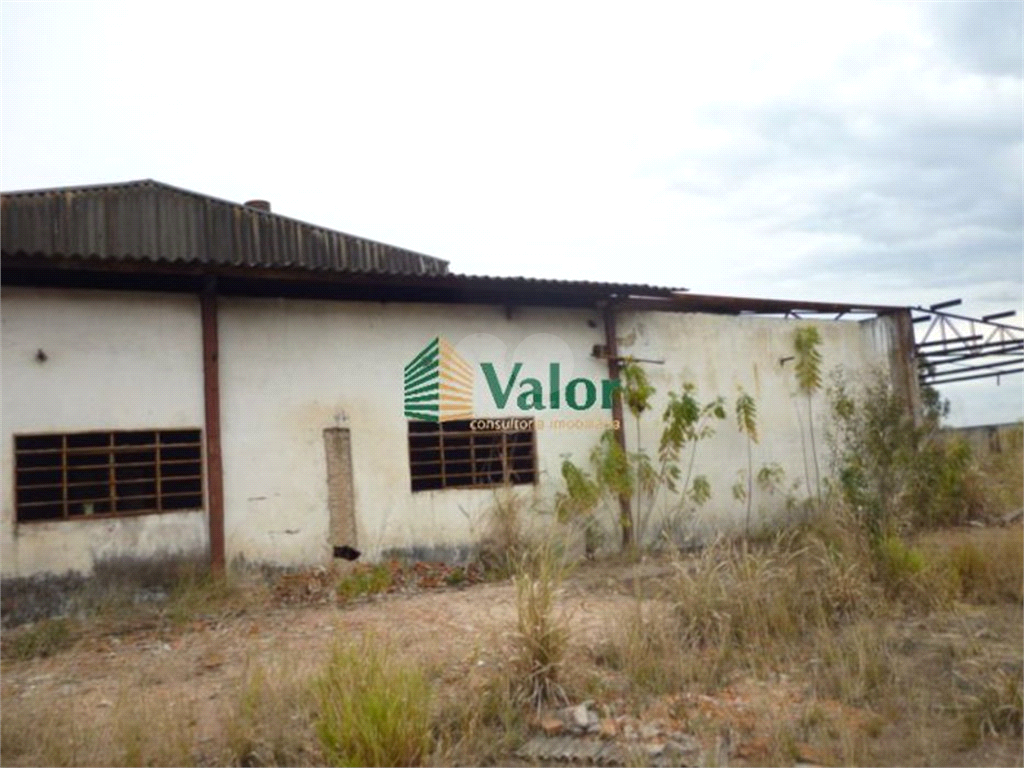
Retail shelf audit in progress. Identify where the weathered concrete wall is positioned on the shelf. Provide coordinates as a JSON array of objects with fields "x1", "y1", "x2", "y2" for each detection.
[
  {"x1": 217, "y1": 298, "x2": 914, "y2": 562},
  {"x1": 1, "y1": 288, "x2": 209, "y2": 578},
  {"x1": 945, "y1": 422, "x2": 1023, "y2": 458},
  {"x1": 859, "y1": 312, "x2": 923, "y2": 419},
  {"x1": 612, "y1": 310, "x2": 905, "y2": 540},
  {"x1": 2, "y1": 287, "x2": 917, "y2": 576},
  {"x1": 217, "y1": 298, "x2": 612, "y2": 565}
]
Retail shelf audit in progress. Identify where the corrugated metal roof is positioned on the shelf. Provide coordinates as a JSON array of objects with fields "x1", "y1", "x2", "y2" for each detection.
[
  {"x1": 0, "y1": 179, "x2": 450, "y2": 277},
  {"x1": 443, "y1": 273, "x2": 681, "y2": 296}
]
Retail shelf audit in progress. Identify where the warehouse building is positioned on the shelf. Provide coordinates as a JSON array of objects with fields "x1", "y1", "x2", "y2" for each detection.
[{"x1": 1, "y1": 180, "x2": 919, "y2": 578}]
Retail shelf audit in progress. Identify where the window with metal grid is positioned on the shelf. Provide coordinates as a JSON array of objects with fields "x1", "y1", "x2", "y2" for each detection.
[
  {"x1": 408, "y1": 419, "x2": 536, "y2": 492},
  {"x1": 14, "y1": 429, "x2": 204, "y2": 522}
]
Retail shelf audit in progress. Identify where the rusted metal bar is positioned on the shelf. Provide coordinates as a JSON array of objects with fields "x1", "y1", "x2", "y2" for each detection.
[
  {"x1": 201, "y1": 282, "x2": 226, "y2": 575},
  {"x1": 916, "y1": 334, "x2": 982, "y2": 348},
  {"x1": 616, "y1": 294, "x2": 903, "y2": 316},
  {"x1": 927, "y1": 368, "x2": 1023, "y2": 385},
  {"x1": 912, "y1": 306, "x2": 1023, "y2": 332},
  {"x1": 602, "y1": 303, "x2": 633, "y2": 548},
  {"x1": 922, "y1": 357, "x2": 1024, "y2": 381},
  {"x1": 925, "y1": 340, "x2": 1024, "y2": 360},
  {"x1": 983, "y1": 310, "x2": 1017, "y2": 322}
]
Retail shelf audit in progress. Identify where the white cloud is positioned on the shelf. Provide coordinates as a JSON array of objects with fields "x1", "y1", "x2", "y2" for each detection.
[{"x1": 1, "y1": 0, "x2": 1020, "y2": 424}]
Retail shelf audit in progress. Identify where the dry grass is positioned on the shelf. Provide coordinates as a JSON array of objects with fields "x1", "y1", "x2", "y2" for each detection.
[
  {"x1": 808, "y1": 621, "x2": 897, "y2": 706},
  {"x1": 592, "y1": 600, "x2": 703, "y2": 694},
  {"x1": 976, "y1": 424, "x2": 1024, "y2": 518},
  {"x1": 476, "y1": 488, "x2": 533, "y2": 578},
  {"x1": 431, "y1": 669, "x2": 529, "y2": 766},
  {"x1": 1, "y1": 515, "x2": 1020, "y2": 767},
  {"x1": 0, "y1": 684, "x2": 197, "y2": 766},
  {"x1": 960, "y1": 665, "x2": 1024, "y2": 746},
  {"x1": 222, "y1": 660, "x2": 321, "y2": 766},
  {"x1": 2, "y1": 564, "x2": 270, "y2": 663},
  {"x1": 670, "y1": 531, "x2": 874, "y2": 649},
  {"x1": 592, "y1": 511, "x2": 1023, "y2": 765},
  {"x1": 918, "y1": 524, "x2": 1024, "y2": 605}
]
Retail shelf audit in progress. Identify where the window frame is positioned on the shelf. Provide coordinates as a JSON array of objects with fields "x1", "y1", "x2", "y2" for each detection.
[
  {"x1": 407, "y1": 418, "x2": 537, "y2": 492},
  {"x1": 13, "y1": 428, "x2": 205, "y2": 524}
]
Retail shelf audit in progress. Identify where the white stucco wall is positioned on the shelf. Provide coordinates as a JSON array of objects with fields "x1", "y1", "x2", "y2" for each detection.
[
  {"x1": 217, "y1": 297, "x2": 909, "y2": 563},
  {"x1": 2, "y1": 286, "x2": 913, "y2": 576},
  {"x1": 614, "y1": 311, "x2": 901, "y2": 541},
  {"x1": 217, "y1": 298, "x2": 613, "y2": 565},
  {"x1": 1, "y1": 288, "x2": 208, "y2": 577}
]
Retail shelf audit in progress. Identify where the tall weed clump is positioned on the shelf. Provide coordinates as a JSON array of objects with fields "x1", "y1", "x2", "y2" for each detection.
[
  {"x1": 313, "y1": 638, "x2": 433, "y2": 767},
  {"x1": 511, "y1": 537, "x2": 571, "y2": 710}
]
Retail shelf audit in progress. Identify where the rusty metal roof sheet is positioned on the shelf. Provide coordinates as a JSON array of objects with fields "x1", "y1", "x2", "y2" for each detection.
[
  {"x1": 443, "y1": 272, "x2": 681, "y2": 296},
  {"x1": 1, "y1": 180, "x2": 903, "y2": 317},
  {"x1": 0, "y1": 179, "x2": 450, "y2": 277}
]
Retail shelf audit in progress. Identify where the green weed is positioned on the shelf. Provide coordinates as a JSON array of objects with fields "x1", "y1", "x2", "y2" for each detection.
[
  {"x1": 3, "y1": 617, "x2": 75, "y2": 661},
  {"x1": 335, "y1": 564, "x2": 393, "y2": 603},
  {"x1": 313, "y1": 638, "x2": 432, "y2": 767}
]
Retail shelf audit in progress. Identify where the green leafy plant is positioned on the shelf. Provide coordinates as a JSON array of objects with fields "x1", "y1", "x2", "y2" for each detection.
[
  {"x1": 660, "y1": 384, "x2": 726, "y2": 505},
  {"x1": 592, "y1": 427, "x2": 634, "y2": 544},
  {"x1": 735, "y1": 386, "x2": 759, "y2": 533},
  {"x1": 556, "y1": 379, "x2": 724, "y2": 552},
  {"x1": 828, "y1": 368, "x2": 984, "y2": 538},
  {"x1": 757, "y1": 463, "x2": 786, "y2": 495},
  {"x1": 622, "y1": 359, "x2": 656, "y2": 421},
  {"x1": 554, "y1": 458, "x2": 603, "y2": 557},
  {"x1": 621, "y1": 360, "x2": 657, "y2": 543},
  {"x1": 793, "y1": 325, "x2": 824, "y2": 506}
]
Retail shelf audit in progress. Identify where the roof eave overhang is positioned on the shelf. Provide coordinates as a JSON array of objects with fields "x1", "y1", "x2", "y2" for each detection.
[
  {"x1": 1, "y1": 253, "x2": 907, "y2": 317},
  {"x1": 0, "y1": 253, "x2": 673, "y2": 309}
]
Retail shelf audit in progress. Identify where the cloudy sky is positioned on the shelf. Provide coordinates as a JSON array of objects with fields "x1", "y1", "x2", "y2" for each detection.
[{"x1": 1, "y1": 1, "x2": 1021, "y2": 425}]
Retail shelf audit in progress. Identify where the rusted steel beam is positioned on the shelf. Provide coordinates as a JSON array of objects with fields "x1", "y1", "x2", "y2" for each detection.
[
  {"x1": 923, "y1": 340, "x2": 1024, "y2": 360},
  {"x1": 911, "y1": 306, "x2": 1024, "y2": 333},
  {"x1": 983, "y1": 310, "x2": 1017, "y2": 322},
  {"x1": 916, "y1": 334, "x2": 983, "y2": 348},
  {"x1": 926, "y1": 368, "x2": 1023, "y2": 386},
  {"x1": 602, "y1": 303, "x2": 633, "y2": 548},
  {"x1": 891, "y1": 310, "x2": 923, "y2": 426},
  {"x1": 922, "y1": 357, "x2": 1024, "y2": 381},
  {"x1": 201, "y1": 283, "x2": 226, "y2": 575},
  {"x1": 616, "y1": 294, "x2": 903, "y2": 316}
]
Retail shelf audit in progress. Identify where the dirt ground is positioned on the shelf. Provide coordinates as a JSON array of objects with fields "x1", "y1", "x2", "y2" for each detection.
[{"x1": 1, "y1": 549, "x2": 1022, "y2": 767}]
